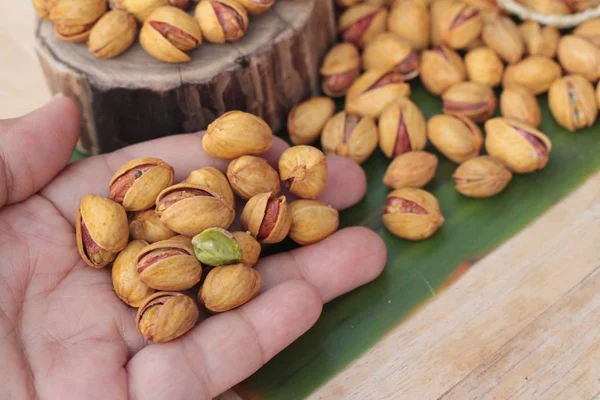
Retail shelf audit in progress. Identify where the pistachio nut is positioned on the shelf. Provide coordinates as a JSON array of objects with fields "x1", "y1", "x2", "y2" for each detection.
[
  {"x1": 515, "y1": 0, "x2": 570, "y2": 15},
  {"x1": 123, "y1": 0, "x2": 167, "y2": 22},
  {"x1": 338, "y1": 4, "x2": 388, "y2": 48},
  {"x1": 573, "y1": 18, "x2": 600, "y2": 47},
  {"x1": 320, "y1": 43, "x2": 361, "y2": 98},
  {"x1": 503, "y1": 56, "x2": 562, "y2": 95},
  {"x1": 500, "y1": 85, "x2": 541, "y2": 128},
  {"x1": 321, "y1": 112, "x2": 379, "y2": 164},
  {"x1": 289, "y1": 200, "x2": 340, "y2": 245},
  {"x1": 388, "y1": 0, "x2": 430, "y2": 51},
  {"x1": 199, "y1": 264, "x2": 261, "y2": 313},
  {"x1": 383, "y1": 151, "x2": 438, "y2": 189},
  {"x1": 278, "y1": 146, "x2": 328, "y2": 199},
  {"x1": 240, "y1": 193, "x2": 292, "y2": 243},
  {"x1": 183, "y1": 167, "x2": 235, "y2": 210},
  {"x1": 557, "y1": 35, "x2": 600, "y2": 82},
  {"x1": 109, "y1": 157, "x2": 174, "y2": 212},
  {"x1": 345, "y1": 69, "x2": 411, "y2": 118},
  {"x1": 112, "y1": 240, "x2": 155, "y2": 307},
  {"x1": 136, "y1": 292, "x2": 198, "y2": 343},
  {"x1": 234, "y1": 0, "x2": 275, "y2": 15},
  {"x1": 484, "y1": 117, "x2": 552, "y2": 173},
  {"x1": 548, "y1": 74, "x2": 598, "y2": 132},
  {"x1": 140, "y1": 6, "x2": 202, "y2": 63},
  {"x1": 453, "y1": 156, "x2": 513, "y2": 198},
  {"x1": 379, "y1": 97, "x2": 427, "y2": 158},
  {"x1": 76, "y1": 194, "x2": 129, "y2": 268},
  {"x1": 203, "y1": 111, "x2": 273, "y2": 159},
  {"x1": 169, "y1": 0, "x2": 192, "y2": 10},
  {"x1": 382, "y1": 188, "x2": 445, "y2": 241},
  {"x1": 463, "y1": 0, "x2": 502, "y2": 15},
  {"x1": 130, "y1": 209, "x2": 177, "y2": 244},
  {"x1": 192, "y1": 228, "x2": 261, "y2": 267},
  {"x1": 427, "y1": 113, "x2": 483, "y2": 163},
  {"x1": 437, "y1": 0, "x2": 483, "y2": 49},
  {"x1": 464, "y1": 46, "x2": 504, "y2": 87},
  {"x1": 227, "y1": 155, "x2": 280, "y2": 200},
  {"x1": 519, "y1": 21, "x2": 559, "y2": 58},
  {"x1": 136, "y1": 235, "x2": 202, "y2": 291},
  {"x1": 481, "y1": 15, "x2": 523, "y2": 64},
  {"x1": 442, "y1": 81, "x2": 497, "y2": 123},
  {"x1": 88, "y1": 10, "x2": 137, "y2": 59},
  {"x1": 429, "y1": 0, "x2": 447, "y2": 46},
  {"x1": 288, "y1": 97, "x2": 336, "y2": 145},
  {"x1": 49, "y1": 0, "x2": 107, "y2": 42},
  {"x1": 155, "y1": 183, "x2": 235, "y2": 236},
  {"x1": 420, "y1": 46, "x2": 467, "y2": 96},
  {"x1": 195, "y1": 0, "x2": 248, "y2": 43},
  {"x1": 362, "y1": 33, "x2": 420, "y2": 81},
  {"x1": 32, "y1": 0, "x2": 57, "y2": 18}
]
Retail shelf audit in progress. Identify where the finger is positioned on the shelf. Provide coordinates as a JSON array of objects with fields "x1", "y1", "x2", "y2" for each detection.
[
  {"x1": 0, "y1": 95, "x2": 79, "y2": 208},
  {"x1": 318, "y1": 155, "x2": 367, "y2": 211}
]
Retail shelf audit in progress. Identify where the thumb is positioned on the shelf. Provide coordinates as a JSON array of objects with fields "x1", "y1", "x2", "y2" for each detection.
[{"x1": 0, "y1": 95, "x2": 80, "y2": 208}]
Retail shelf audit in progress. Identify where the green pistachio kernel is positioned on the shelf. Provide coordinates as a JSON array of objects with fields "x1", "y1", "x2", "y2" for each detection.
[{"x1": 192, "y1": 227, "x2": 242, "y2": 266}]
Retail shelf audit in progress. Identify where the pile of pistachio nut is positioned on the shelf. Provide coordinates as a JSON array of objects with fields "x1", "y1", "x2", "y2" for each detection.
[
  {"x1": 77, "y1": 111, "x2": 338, "y2": 343},
  {"x1": 32, "y1": 0, "x2": 274, "y2": 63},
  {"x1": 286, "y1": 0, "x2": 600, "y2": 242}
]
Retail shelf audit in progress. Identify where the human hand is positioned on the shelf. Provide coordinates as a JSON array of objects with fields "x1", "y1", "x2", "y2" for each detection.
[{"x1": 0, "y1": 96, "x2": 386, "y2": 399}]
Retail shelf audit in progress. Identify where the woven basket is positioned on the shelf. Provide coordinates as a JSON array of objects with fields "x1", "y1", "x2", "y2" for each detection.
[{"x1": 498, "y1": 0, "x2": 600, "y2": 27}]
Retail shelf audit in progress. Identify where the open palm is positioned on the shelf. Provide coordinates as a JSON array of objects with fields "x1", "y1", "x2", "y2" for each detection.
[{"x1": 0, "y1": 97, "x2": 386, "y2": 400}]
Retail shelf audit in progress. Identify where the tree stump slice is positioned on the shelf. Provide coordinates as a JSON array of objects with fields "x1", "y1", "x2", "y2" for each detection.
[{"x1": 35, "y1": 0, "x2": 336, "y2": 154}]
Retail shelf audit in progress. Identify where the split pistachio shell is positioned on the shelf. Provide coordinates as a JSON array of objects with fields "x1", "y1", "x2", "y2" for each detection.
[
  {"x1": 442, "y1": 81, "x2": 497, "y2": 123},
  {"x1": 484, "y1": 117, "x2": 552, "y2": 173},
  {"x1": 387, "y1": 0, "x2": 430, "y2": 51},
  {"x1": 338, "y1": 4, "x2": 388, "y2": 48},
  {"x1": 240, "y1": 193, "x2": 292, "y2": 243},
  {"x1": 88, "y1": 10, "x2": 137, "y2": 59},
  {"x1": 76, "y1": 194, "x2": 129, "y2": 268},
  {"x1": 465, "y1": 47, "x2": 504, "y2": 87},
  {"x1": 453, "y1": 156, "x2": 513, "y2": 198},
  {"x1": 574, "y1": 18, "x2": 600, "y2": 47},
  {"x1": 183, "y1": 167, "x2": 235, "y2": 210},
  {"x1": 109, "y1": 157, "x2": 174, "y2": 212},
  {"x1": 136, "y1": 292, "x2": 198, "y2": 343},
  {"x1": 362, "y1": 32, "x2": 420, "y2": 80},
  {"x1": 232, "y1": 231, "x2": 261, "y2": 267},
  {"x1": 500, "y1": 85, "x2": 541, "y2": 128},
  {"x1": 200, "y1": 264, "x2": 261, "y2": 312},
  {"x1": 112, "y1": 240, "x2": 155, "y2": 307},
  {"x1": 123, "y1": 0, "x2": 168, "y2": 22},
  {"x1": 379, "y1": 97, "x2": 427, "y2": 158},
  {"x1": 320, "y1": 43, "x2": 361, "y2": 98},
  {"x1": 420, "y1": 46, "x2": 467, "y2": 96},
  {"x1": 515, "y1": 0, "x2": 570, "y2": 15},
  {"x1": 383, "y1": 151, "x2": 438, "y2": 189},
  {"x1": 234, "y1": 0, "x2": 274, "y2": 15},
  {"x1": 503, "y1": 56, "x2": 562, "y2": 95},
  {"x1": 437, "y1": 0, "x2": 483, "y2": 49},
  {"x1": 129, "y1": 209, "x2": 176, "y2": 244},
  {"x1": 49, "y1": 0, "x2": 107, "y2": 42},
  {"x1": 383, "y1": 188, "x2": 444, "y2": 241},
  {"x1": 288, "y1": 97, "x2": 336, "y2": 145},
  {"x1": 203, "y1": 111, "x2": 273, "y2": 159},
  {"x1": 345, "y1": 69, "x2": 411, "y2": 118},
  {"x1": 427, "y1": 114, "x2": 483, "y2": 163},
  {"x1": 192, "y1": 228, "x2": 242, "y2": 266},
  {"x1": 278, "y1": 146, "x2": 328, "y2": 199},
  {"x1": 548, "y1": 74, "x2": 598, "y2": 132},
  {"x1": 289, "y1": 200, "x2": 340, "y2": 245},
  {"x1": 519, "y1": 21, "x2": 559, "y2": 58},
  {"x1": 227, "y1": 155, "x2": 280, "y2": 200},
  {"x1": 481, "y1": 15, "x2": 524, "y2": 64},
  {"x1": 557, "y1": 35, "x2": 600, "y2": 82},
  {"x1": 321, "y1": 112, "x2": 379, "y2": 164},
  {"x1": 195, "y1": 0, "x2": 248, "y2": 43}
]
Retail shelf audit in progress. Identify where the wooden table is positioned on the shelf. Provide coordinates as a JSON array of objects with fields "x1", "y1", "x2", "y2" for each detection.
[{"x1": 3, "y1": 3, "x2": 600, "y2": 399}]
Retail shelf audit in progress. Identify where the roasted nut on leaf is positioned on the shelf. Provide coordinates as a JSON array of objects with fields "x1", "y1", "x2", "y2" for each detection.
[
  {"x1": 279, "y1": 146, "x2": 328, "y2": 200},
  {"x1": 503, "y1": 56, "x2": 562, "y2": 95},
  {"x1": 320, "y1": 43, "x2": 361, "y2": 98},
  {"x1": 383, "y1": 188, "x2": 444, "y2": 241},
  {"x1": 195, "y1": 0, "x2": 248, "y2": 43},
  {"x1": 199, "y1": 264, "x2": 261, "y2": 313},
  {"x1": 383, "y1": 151, "x2": 438, "y2": 189},
  {"x1": 130, "y1": 209, "x2": 177, "y2": 244},
  {"x1": 321, "y1": 111, "x2": 378, "y2": 164},
  {"x1": 288, "y1": 97, "x2": 336, "y2": 145},
  {"x1": 379, "y1": 97, "x2": 427, "y2": 159},
  {"x1": 338, "y1": 4, "x2": 388, "y2": 48},
  {"x1": 241, "y1": 193, "x2": 292, "y2": 244},
  {"x1": 112, "y1": 240, "x2": 155, "y2": 307},
  {"x1": 442, "y1": 81, "x2": 497, "y2": 123},
  {"x1": 49, "y1": 0, "x2": 107, "y2": 42},
  {"x1": 420, "y1": 46, "x2": 467, "y2": 96},
  {"x1": 88, "y1": 10, "x2": 137, "y2": 59},
  {"x1": 362, "y1": 32, "x2": 420, "y2": 81},
  {"x1": 427, "y1": 113, "x2": 484, "y2": 163},
  {"x1": 227, "y1": 155, "x2": 280, "y2": 200},
  {"x1": 549, "y1": 74, "x2": 598, "y2": 132},
  {"x1": 453, "y1": 156, "x2": 512, "y2": 198},
  {"x1": 481, "y1": 15, "x2": 524, "y2": 64},
  {"x1": 289, "y1": 200, "x2": 340, "y2": 245},
  {"x1": 345, "y1": 69, "x2": 411, "y2": 118},
  {"x1": 500, "y1": 85, "x2": 541, "y2": 128},
  {"x1": 388, "y1": 0, "x2": 430, "y2": 51},
  {"x1": 519, "y1": 21, "x2": 559, "y2": 58},
  {"x1": 464, "y1": 47, "x2": 504, "y2": 88},
  {"x1": 557, "y1": 35, "x2": 600, "y2": 82},
  {"x1": 183, "y1": 167, "x2": 235, "y2": 210},
  {"x1": 136, "y1": 292, "x2": 198, "y2": 343}
]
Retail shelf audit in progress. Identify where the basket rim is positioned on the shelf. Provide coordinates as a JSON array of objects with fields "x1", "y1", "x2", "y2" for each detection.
[{"x1": 498, "y1": 0, "x2": 600, "y2": 27}]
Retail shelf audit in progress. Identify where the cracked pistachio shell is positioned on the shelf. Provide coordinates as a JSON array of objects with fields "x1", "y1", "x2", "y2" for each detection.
[
  {"x1": 362, "y1": 33, "x2": 420, "y2": 81},
  {"x1": 345, "y1": 69, "x2": 411, "y2": 118},
  {"x1": 383, "y1": 151, "x2": 438, "y2": 189},
  {"x1": 123, "y1": 0, "x2": 168, "y2": 22},
  {"x1": 289, "y1": 200, "x2": 339, "y2": 245},
  {"x1": 49, "y1": 0, "x2": 107, "y2": 42},
  {"x1": 442, "y1": 81, "x2": 497, "y2": 123},
  {"x1": 129, "y1": 209, "x2": 176, "y2": 244},
  {"x1": 437, "y1": 0, "x2": 483, "y2": 49},
  {"x1": 32, "y1": 0, "x2": 58, "y2": 18},
  {"x1": 288, "y1": 97, "x2": 336, "y2": 145},
  {"x1": 519, "y1": 21, "x2": 559, "y2": 58},
  {"x1": 557, "y1": 36, "x2": 600, "y2": 82},
  {"x1": 427, "y1": 114, "x2": 483, "y2": 163},
  {"x1": 338, "y1": 4, "x2": 388, "y2": 48},
  {"x1": 420, "y1": 46, "x2": 467, "y2": 96},
  {"x1": 227, "y1": 155, "x2": 280, "y2": 200},
  {"x1": 192, "y1": 228, "x2": 242, "y2": 266},
  {"x1": 195, "y1": 0, "x2": 248, "y2": 44},
  {"x1": 320, "y1": 43, "x2": 361, "y2": 98},
  {"x1": 549, "y1": 74, "x2": 598, "y2": 132},
  {"x1": 183, "y1": 167, "x2": 235, "y2": 210},
  {"x1": 140, "y1": 6, "x2": 202, "y2": 63},
  {"x1": 136, "y1": 292, "x2": 198, "y2": 343},
  {"x1": 234, "y1": 0, "x2": 274, "y2": 15},
  {"x1": 484, "y1": 117, "x2": 552, "y2": 173},
  {"x1": 388, "y1": 0, "x2": 429, "y2": 51},
  {"x1": 515, "y1": 0, "x2": 570, "y2": 15},
  {"x1": 465, "y1": 46, "x2": 504, "y2": 87},
  {"x1": 481, "y1": 15, "x2": 524, "y2": 64},
  {"x1": 574, "y1": 18, "x2": 600, "y2": 47},
  {"x1": 321, "y1": 112, "x2": 378, "y2": 164},
  {"x1": 136, "y1": 235, "x2": 202, "y2": 291},
  {"x1": 383, "y1": 188, "x2": 444, "y2": 241},
  {"x1": 279, "y1": 146, "x2": 328, "y2": 199},
  {"x1": 88, "y1": 10, "x2": 137, "y2": 59},
  {"x1": 203, "y1": 111, "x2": 273, "y2": 159},
  {"x1": 500, "y1": 85, "x2": 541, "y2": 128},
  {"x1": 503, "y1": 56, "x2": 562, "y2": 95},
  {"x1": 76, "y1": 194, "x2": 129, "y2": 268},
  {"x1": 379, "y1": 97, "x2": 427, "y2": 159},
  {"x1": 200, "y1": 264, "x2": 261, "y2": 313},
  {"x1": 109, "y1": 157, "x2": 175, "y2": 212},
  {"x1": 112, "y1": 240, "x2": 155, "y2": 307},
  {"x1": 155, "y1": 183, "x2": 235, "y2": 236},
  {"x1": 240, "y1": 193, "x2": 292, "y2": 243},
  {"x1": 453, "y1": 156, "x2": 512, "y2": 198}
]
